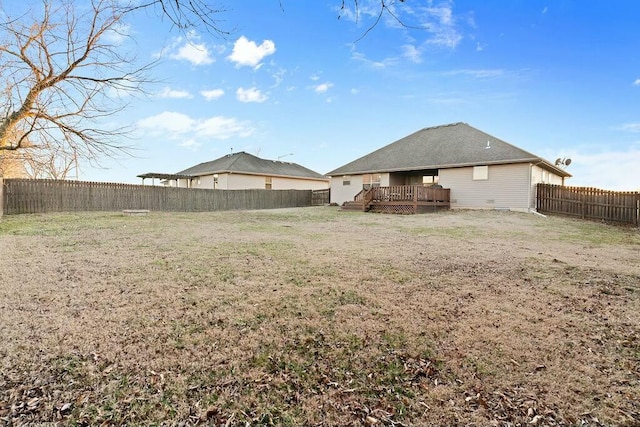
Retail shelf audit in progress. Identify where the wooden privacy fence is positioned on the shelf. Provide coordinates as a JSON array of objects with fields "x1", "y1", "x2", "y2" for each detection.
[
  {"x1": 311, "y1": 188, "x2": 330, "y2": 206},
  {"x1": 1, "y1": 179, "x2": 314, "y2": 215},
  {"x1": 536, "y1": 183, "x2": 640, "y2": 226}
]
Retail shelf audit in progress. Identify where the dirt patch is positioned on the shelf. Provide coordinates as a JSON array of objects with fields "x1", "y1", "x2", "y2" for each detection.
[{"x1": 1, "y1": 208, "x2": 639, "y2": 426}]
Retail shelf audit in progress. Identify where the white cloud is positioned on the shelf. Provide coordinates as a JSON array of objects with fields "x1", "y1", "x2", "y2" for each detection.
[
  {"x1": 350, "y1": 88, "x2": 360, "y2": 95},
  {"x1": 335, "y1": 1, "x2": 463, "y2": 50},
  {"x1": 103, "y1": 23, "x2": 130, "y2": 45},
  {"x1": 402, "y1": 44, "x2": 422, "y2": 63},
  {"x1": 633, "y1": 79, "x2": 640, "y2": 86},
  {"x1": 228, "y1": 36, "x2": 276, "y2": 68},
  {"x1": 179, "y1": 139, "x2": 201, "y2": 151},
  {"x1": 196, "y1": 117, "x2": 254, "y2": 139},
  {"x1": 561, "y1": 148, "x2": 640, "y2": 191},
  {"x1": 310, "y1": 74, "x2": 320, "y2": 81},
  {"x1": 425, "y1": 27, "x2": 463, "y2": 49},
  {"x1": 137, "y1": 111, "x2": 253, "y2": 141},
  {"x1": 236, "y1": 87, "x2": 268, "y2": 103},
  {"x1": 157, "y1": 87, "x2": 193, "y2": 99},
  {"x1": 170, "y1": 36, "x2": 214, "y2": 66},
  {"x1": 351, "y1": 51, "x2": 398, "y2": 69},
  {"x1": 443, "y1": 69, "x2": 504, "y2": 79},
  {"x1": 333, "y1": 1, "x2": 380, "y2": 22},
  {"x1": 411, "y1": 2, "x2": 463, "y2": 49},
  {"x1": 620, "y1": 123, "x2": 640, "y2": 132},
  {"x1": 138, "y1": 112, "x2": 195, "y2": 134},
  {"x1": 201, "y1": 89, "x2": 225, "y2": 101},
  {"x1": 271, "y1": 68, "x2": 286, "y2": 88},
  {"x1": 313, "y1": 82, "x2": 333, "y2": 94}
]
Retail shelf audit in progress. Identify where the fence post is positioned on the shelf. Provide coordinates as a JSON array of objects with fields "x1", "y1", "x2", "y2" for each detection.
[{"x1": 0, "y1": 177, "x2": 3, "y2": 218}]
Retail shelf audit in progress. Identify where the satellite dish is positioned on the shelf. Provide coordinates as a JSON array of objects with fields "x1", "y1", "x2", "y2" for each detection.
[{"x1": 554, "y1": 157, "x2": 572, "y2": 167}]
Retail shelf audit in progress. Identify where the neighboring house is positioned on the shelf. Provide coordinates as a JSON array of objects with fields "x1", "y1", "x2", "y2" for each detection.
[
  {"x1": 327, "y1": 122, "x2": 571, "y2": 212},
  {"x1": 139, "y1": 151, "x2": 329, "y2": 190}
]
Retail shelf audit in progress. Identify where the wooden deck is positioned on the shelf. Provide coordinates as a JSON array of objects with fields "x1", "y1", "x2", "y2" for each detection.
[{"x1": 342, "y1": 185, "x2": 450, "y2": 214}]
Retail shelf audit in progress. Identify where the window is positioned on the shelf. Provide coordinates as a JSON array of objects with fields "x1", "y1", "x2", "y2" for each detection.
[
  {"x1": 343, "y1": 175, "x2": 351, "y2": 186},
  {"x1": 473, "y1": 165, "x2": 489, "y2": 180},
  {"x1": 422, "y1": 175, "x2": 439, "y2": 186},
  {"x1": 362, "y1": 174, "x2": 381, "y2": 189},
  {"x1": 265, "y1": 176, "x2": 272, "y2": 189}
]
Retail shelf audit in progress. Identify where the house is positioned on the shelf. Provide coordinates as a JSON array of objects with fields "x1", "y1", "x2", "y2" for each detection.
[
  {"x1": 139, "y1": 151, "x2": 329, "y2": 190},
  {"x1": 327, "y1": 122, "x2": 571, "y2": 212}
]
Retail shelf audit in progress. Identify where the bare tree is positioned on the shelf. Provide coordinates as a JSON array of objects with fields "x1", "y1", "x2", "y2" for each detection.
[
  {"x1": 138, "y1": 1, "x2": 398, "y2": 36},
  {"x1": 0, "y1": 144, "x2": 77, "y2": 179},
  {"x1": 0, "y1": 151, "x2": 29, "y2": 178},
  {"x1": 0, "y1": 0, "x2": 401, "y2": 179},
  {"x1": 127, "y1": 0, "x2": 231, "y2": 35},
  {"x1": 0, "y1": 0, "x2": 153, "y2": 163}
]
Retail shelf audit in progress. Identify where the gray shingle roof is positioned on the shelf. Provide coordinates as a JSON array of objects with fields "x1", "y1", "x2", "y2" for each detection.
[
  {"x1": 176, "y1": 152, "x2": 327, "y2": 180},
  {"x1": 327, "y1": 122, "x2": 571, "y2": 177}
]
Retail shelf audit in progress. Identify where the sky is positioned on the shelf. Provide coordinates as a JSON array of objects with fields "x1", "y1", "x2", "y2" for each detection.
[{"x1": 69, "y1": 1, "x2": 640, "y2": 190}]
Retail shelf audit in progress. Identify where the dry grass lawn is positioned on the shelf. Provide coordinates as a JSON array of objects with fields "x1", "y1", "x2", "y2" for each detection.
[{"x1": 1, "y1": 207, "x2": 639, "y2": 426}]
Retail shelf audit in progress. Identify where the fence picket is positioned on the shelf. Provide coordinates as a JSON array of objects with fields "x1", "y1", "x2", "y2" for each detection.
[
  {"x1": 536, "y1": 183, "x2": 640, "y2": 226},
  {"x1": 1, "y1": 179, "x2": 319, "y2": 215}
]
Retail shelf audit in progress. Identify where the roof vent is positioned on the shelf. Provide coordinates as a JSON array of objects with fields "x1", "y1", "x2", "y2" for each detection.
[{"x1": 485, "y1": 141, "x2": 491, "y2": 149}]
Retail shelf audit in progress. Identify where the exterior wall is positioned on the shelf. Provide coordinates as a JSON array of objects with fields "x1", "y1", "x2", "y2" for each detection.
[
  {"x1": 329, "y1": 173, "x2": 391, "y2": 205},
  {"x1": 272, "y1": 177, "x2": 328, "y2": 190},
  {"x1": 226, "y1": 173, "x2": 266, "y2": 189},
  {"x1": 329, "y1": 163, "x2": 568, "y2": 210},
  {"x1": 197, "y1": 175, "x2": 216, "y2": 189},
  {"x1": 439, "y1": 163, "x2": 532, "y2": 211},
  {"x1": 530, "y1": 165, "x2": 565, "y2": 209},
  {"x1": 179, "y1": 173, "x2": 327, "y2": 190},
  {"x1": 330, "y1": 175, "x2": 363, "y2": 205}
]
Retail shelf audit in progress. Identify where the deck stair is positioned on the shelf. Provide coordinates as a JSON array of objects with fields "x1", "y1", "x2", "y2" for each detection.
[{"x1": 341, "y1": 200, "x2": 367, "y2": 211}]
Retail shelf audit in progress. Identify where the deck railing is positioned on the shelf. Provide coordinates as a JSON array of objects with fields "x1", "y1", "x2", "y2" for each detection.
[
  {"x1": 345, "y1": 185, "x2": 450, "y2": 214},
  {"x1": 369, "y1": 185, "x2": 449, "y2": 202}
]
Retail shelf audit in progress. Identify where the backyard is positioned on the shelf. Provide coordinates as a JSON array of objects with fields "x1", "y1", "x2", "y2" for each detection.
[{"x1": 0, "y1": 207, "x2": 639, "y2": 426}]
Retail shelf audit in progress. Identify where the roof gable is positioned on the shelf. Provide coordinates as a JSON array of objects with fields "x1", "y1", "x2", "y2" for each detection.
[
  {"x1": 176, "y1": 152, "x2": 327, "y2": 180},
  {"x1": 327, "y1": 122, "x2": 571, "y2": 177}
]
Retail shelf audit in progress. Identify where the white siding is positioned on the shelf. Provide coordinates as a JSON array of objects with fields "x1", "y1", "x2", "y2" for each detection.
[
  {"x1": 329, "y1": 173, "x2": 391, "y2": 204},
  {"x1": 330, "y1": 175, "x2": 363, "y2": 205},
  {"x1": 198, "y1": 175, "x2": 216, "y2": 189},
  {"x1": 180, "y1": 173, "x2": 327, "y2": 190},
  {"x1": 226, "y1": 174, "x2": 265, "y2": 189},
  {"x1": 272, "y1": 177, "x2": 328, "y2": 190},
  {"x1": 440, "y1": 163, "x2": 532, "y2": 211},
  {"x1": 329, "y1": 163, "x2": 567, "y2": 210},
  {"x1": 530, "y1": 165, "x2": 565, "y2": 209},
  {"x1": 217, "y1": 173, "x2": 229, "y2": 189}
]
